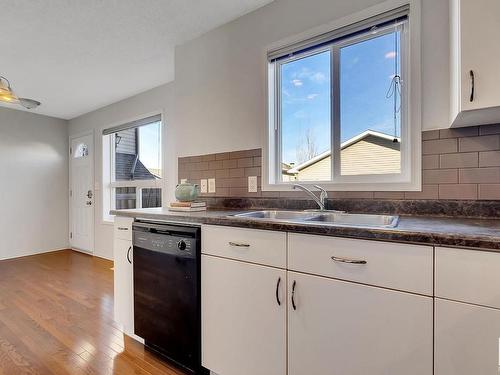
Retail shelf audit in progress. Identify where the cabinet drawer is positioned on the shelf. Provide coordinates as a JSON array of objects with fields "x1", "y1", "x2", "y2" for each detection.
[
  {"x1": 202, "y1": 225, "x2": 286, "y2": 268},
  {"x1": 114, "y1": 216, "x2": 134, "y2": 241},
  {"x1": 436, "y1": 247, "x2": 500, "y2": 308},
  {"x1": 288, "y1": 234, "x2": 433, "y2": 295}
]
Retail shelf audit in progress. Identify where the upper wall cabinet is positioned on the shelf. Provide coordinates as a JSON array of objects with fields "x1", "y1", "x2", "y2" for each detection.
[{"x1": 450, "y1": 0, "x2": 500, "y2": 127}]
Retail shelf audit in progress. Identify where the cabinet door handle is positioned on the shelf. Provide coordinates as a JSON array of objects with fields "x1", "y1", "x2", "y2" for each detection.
[
  {"x1": 117, "y1": 227, "x2": 129, "y2": 231},
  {"x1": 469, "y1": 70, "x2": 475, "y2": 102},
  {"x1": 331, "y1": 255, "x2": 367, "y2": 265},
  {"x1": 291, "y1": 280, "x2": 297, "y2": 311},
  {"x1": 275, "y1": 277, "x2": 281, "y2": 306},
  {"x1": 228, "y1": 241, "x2": 250, "y2": 247},
  {"x1": 127, "y1": 246, "x2": 132, "y2": 264}
]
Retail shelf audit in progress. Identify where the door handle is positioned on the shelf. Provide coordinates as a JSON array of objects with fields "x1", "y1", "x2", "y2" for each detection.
[
  {"x1": 127, "y1": 246, "x2": 132, "y2": 264},
  {"x1": 469, "y1": 70, "x2": 475, "y2": 102},
  {"x1": 87, "y1": 190, "x2": 93, "y2": 199},
  {"x1": 291, "y1": 280, "x2": 297, "y2": 311},
  {"x1": 275, "y1": 277, "x2": 281, "y2": 306}
]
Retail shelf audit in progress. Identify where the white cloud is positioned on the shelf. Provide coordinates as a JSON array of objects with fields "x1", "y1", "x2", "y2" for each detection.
[
  {"x1": 292, "y1": 79, "x2": 303, "y2": 87},
  {"x1": 293, "y1": 68, "x2": 327, "y2": 84},
  {"x1": 310, "y1": 72, "x2": 326, "y2": 83},
  {"x1": 385, "y1": 51, "x2": 396, "y2": 59},
  {"x1": 307, "y1": 93, "x2": 319, "y2": 100}
]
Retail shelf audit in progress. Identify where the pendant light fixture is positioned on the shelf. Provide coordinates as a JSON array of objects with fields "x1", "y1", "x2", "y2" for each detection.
[{"x1": 0, "y1": 75, "x2": 41, "y2": 109}]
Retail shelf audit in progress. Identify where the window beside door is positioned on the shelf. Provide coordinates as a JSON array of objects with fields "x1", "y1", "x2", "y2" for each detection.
[{"x1": 102, "y1": 114, "x2": 163, "y2": 221}]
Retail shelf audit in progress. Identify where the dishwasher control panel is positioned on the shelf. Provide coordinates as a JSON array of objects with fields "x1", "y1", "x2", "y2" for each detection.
[{"x1": 132, "y1": 223, "x2": 198, "y2": 259}]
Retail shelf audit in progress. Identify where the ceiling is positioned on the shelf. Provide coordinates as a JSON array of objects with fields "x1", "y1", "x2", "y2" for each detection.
[{"x1": 0, "y1": 0, "x2": 273, "y2": 120}]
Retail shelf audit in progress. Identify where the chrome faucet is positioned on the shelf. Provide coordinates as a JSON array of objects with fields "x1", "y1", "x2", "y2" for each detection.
[{"x1": 292, "y1": 184, "x2": 328, "y2": 211}]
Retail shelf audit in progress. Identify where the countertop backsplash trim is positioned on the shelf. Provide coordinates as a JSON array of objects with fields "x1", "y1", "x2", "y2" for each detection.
[{"x1": 178, "y1": 125, "x2": 500, "y2": 217}]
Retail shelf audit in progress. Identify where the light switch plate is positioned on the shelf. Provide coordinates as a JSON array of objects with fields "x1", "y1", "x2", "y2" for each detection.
[
  {"x1": 248, "y1": 176, "x2": 258, "y2": 193},
  {"x1": 200, "y1": 179, "x2": 208, "y2": 193},
  {"x1": 180, "y1": 178, "x2": 187, "y2": 184},
  {"x1": 208, "y1": 178, "x2": 216, "y2": 193}
]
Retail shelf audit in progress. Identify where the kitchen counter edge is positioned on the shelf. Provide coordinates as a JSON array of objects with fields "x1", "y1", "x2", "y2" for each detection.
[{"x1": 111, "y1": 208, "x2": 500, "y2": 251}]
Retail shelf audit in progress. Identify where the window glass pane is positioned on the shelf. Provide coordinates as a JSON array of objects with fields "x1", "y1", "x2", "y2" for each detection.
[
  {"x1": 142, "y1": 188, "x2": 162, "y2": 208},
  {"x1": 115, "y1": 187, "x2": 136, "y2": 210},
  {"x1": 73, "y1": 143, "x2": 89, "y2": 158},
  {"x1": 113, "y1": 187, "x2": 162, "y2": 210},
  {"x1": 280, "y1": 50, "x2": 331, "y2": 181},
  {"x1": 339, "y1": 29, "x2": 402, "y2": 176},
  {"x1": 114, "y1": 121, "x2": 162, "y2": 181},
  {"x1": 139, "y1": 122, "x2": 162, "y2": 178}
]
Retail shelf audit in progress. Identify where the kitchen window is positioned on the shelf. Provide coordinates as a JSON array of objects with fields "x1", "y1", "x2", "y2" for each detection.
[
  {"x1": 102, "y1": 114, "x2": 163, "y2": 221},
  {"x1": 265, "y1": 5, "x2": 421, "y2": 191}
]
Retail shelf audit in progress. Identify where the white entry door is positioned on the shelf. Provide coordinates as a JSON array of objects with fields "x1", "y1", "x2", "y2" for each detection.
[{"x1": 70, "y1": 133, "x2": 94, "y2": 253}]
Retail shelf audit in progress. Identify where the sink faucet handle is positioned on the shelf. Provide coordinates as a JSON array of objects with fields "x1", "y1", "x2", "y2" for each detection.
[
  {"x1": 292, "y1": 184, "x2": 325, "y2": 210},
  {"x1": 313, "y1": 185, "x2": 328, "y2": 205}
]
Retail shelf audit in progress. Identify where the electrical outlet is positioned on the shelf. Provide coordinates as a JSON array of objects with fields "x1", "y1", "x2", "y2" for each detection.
[
  {"x1": 200, "y1": 179, "x2": 208, "y2": 193},
  {"x1": 208, "y1": 178, "x2": 216, "y2": 193},
  {"x1": 180, "y1": 178, "x2": 187, "y2": 184},
  {"x1": 248, "y1": 176, "x2": 258, "y2": 193}
]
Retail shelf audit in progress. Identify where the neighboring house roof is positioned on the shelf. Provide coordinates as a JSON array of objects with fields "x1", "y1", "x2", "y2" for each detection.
[
  {"x1": 115, "y1": 153, "x2": 157, "y2": 180},
  {"x1": 287, "y1": 130, "x2": 400, "y2": 173}
]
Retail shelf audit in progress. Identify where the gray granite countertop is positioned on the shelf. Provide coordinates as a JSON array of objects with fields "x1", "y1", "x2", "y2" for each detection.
[{"x1": 111, "y1": 208, "x2": 500, "y2": 251}]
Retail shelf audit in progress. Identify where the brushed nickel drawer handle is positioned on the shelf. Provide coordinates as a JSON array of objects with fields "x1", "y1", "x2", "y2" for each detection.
[
  {"x1": 228, "y1": 241, "x2": 250, "y2": 247},
  {"x1": 331, "y1": 255, "x2": 367, "y2": 265},
  {"x1": 117, "y1": 227, "x2": 129, "y2": 231}
]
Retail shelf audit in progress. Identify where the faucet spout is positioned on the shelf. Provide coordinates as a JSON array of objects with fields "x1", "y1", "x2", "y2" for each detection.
[{"x1": 292, "y1": 184, "x2": 327, "y2": 210}]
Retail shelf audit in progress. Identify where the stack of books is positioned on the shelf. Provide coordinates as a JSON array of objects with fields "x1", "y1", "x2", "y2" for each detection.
[{"x1": 168, "y1": 201, "x2": 207, "y2": 212}]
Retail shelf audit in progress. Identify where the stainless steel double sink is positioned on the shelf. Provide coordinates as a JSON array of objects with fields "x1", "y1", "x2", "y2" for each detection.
[{"x1": 229, "y1": 210, "x2": 399, "y2": 228}]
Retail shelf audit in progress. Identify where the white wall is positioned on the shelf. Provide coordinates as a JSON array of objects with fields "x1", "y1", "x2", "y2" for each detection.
[
  {"x1": 68, "y1": 83, "x2": 175, "y2": 260},
  {"x1": 0, "y1": 107, "x2": 68, "y2": 260},
  {"x1": 174, "y1": 0, "x2": 450, "y2": 159},
  {"x1": 67, "y1": 0, "x2": 451, "y2": 260}
]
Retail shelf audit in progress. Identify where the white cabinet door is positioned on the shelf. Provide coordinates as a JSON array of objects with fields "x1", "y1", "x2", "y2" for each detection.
[
  {"x1": 435, "y1": 298, "x2": 500, "y2": 375},
  {"x1": 288, "y1": 271, "x2": 433, "y2": 375},
  {"x1": 459, "y1": 0, "x2": 500, "y2": 112},
  {"x1": 202, "y1": 255, "x2": 286, "y2": 375},
  {"x1": 451, "y1": 0, "x2": 500, "y2": 126},
  {"x1": 113, "y1": 237, "x2": 134, "y2": 335}
]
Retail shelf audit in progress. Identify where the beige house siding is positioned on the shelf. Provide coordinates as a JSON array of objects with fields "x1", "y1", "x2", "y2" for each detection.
[
  {"x1": 341, "y1": 136, "x2": 400, "y2": 175},
  {"x1": 296, "y1": 156, "x2": 331, "y2": 181},
  {"x1": 296, "y1": 135, "x2": 401, "y2": 180}
]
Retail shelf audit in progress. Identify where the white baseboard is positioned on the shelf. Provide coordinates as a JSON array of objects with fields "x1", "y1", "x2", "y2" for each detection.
[{"x1": 0, "y1": 246, "x2": 69, "y2": 261}]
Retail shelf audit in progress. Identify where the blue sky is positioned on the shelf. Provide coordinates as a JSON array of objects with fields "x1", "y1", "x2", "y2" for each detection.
[
  {"x1": 138, "y1": 121, "x2": 162, "y2": 174},
  {"x1": 280, "y1": 31, "x2": 401, "y2": 165}
]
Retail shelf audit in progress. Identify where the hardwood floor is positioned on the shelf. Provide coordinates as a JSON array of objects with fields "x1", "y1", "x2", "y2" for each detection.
[{"x1": 0, "y1": 250, "x2": 187, "y2": 375}]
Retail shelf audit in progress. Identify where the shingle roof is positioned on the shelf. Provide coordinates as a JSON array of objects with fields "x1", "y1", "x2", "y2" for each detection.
[{"x1": 115, "y1": 153, "x2": 157, "y2": 180}]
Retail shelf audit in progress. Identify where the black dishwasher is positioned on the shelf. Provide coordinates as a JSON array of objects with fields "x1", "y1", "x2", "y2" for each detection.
[{"x1": 133, "y1": 221, "x2": 207, "y2": 374}]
